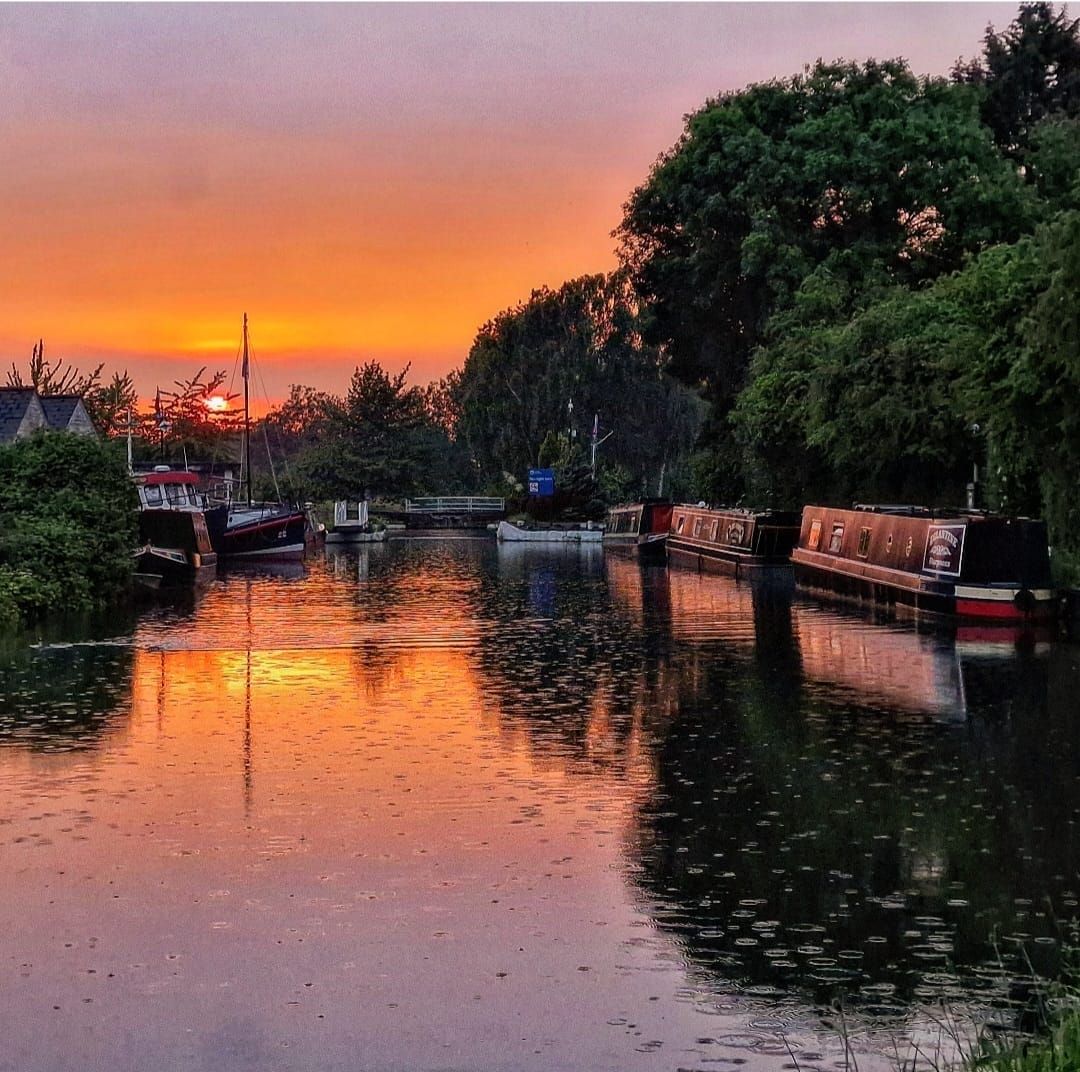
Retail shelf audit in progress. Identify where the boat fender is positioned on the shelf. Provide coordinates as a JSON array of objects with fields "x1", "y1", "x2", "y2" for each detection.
[
  {"x1": 1014, "y1": 588, "x2": 1036, "y2": 613},
  {"x1": 193, "y1": 553, "x2": 201, "y2": 568}
]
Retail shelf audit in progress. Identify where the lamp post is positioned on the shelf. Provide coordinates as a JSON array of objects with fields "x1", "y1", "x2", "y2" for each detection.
[
  {"x1": 590, "y1": 414, "x2": 614, "y2": 480},
  {"x1": 967, "y1": 422, "x2": 982, "y2": 510}
]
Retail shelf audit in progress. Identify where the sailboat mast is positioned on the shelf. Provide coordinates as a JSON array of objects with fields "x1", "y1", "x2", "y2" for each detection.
[{"x1": 242, "y1": 312, "x2": 251, "y2": 506}]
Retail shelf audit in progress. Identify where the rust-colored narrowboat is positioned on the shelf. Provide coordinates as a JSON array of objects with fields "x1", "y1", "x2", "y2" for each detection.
[
  {"x1": 603, "y1": 501, "x2": 673, "y2": 561},
  {"x1": 667, "y1": 505, "x2": 802, "y2": 576},
  {"x1": 792, "y1": 504, "x2": 1058, "y2": 622}
]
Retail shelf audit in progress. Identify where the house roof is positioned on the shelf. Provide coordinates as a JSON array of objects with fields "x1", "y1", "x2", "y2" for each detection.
[
  {"x1": 0, "y1": 387, "x2": 39, "y2": 442},
  {"x1": 39, "y1": 394, "x2": 83, "y2": 429}
]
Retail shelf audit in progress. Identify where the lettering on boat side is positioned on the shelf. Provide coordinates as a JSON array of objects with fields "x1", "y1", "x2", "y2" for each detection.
[{"x1": 922, "y1": 524, "x2": 966, "y2": 577}]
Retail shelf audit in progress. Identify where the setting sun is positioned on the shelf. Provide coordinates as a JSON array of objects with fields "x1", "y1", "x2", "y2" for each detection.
[{"x1": 204, "y1": 395, "x2": 229, "y2": 413}]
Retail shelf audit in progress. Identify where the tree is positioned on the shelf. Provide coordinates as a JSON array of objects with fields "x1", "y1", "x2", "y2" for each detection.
[
  {"x1": 954, "y1": 2, "x2": 1080, "y2": 165},
  {"x1": 294, "y1": 361, "x2": 434, "y2": 500},
  {"x1": 0, "y1": 434, "x2": 138, "y2": 625},
  {"x1": 7, "y1": 340, "x2": 138, "y2": 437},
  {"x1": 616, "y1": 59, "x2": 1032, "y2": 409},
  {"x1": 453, "y1": 272, "x2": 702, "y2": 497},
  {"x1": 144, "y1": 368, "x2": 241, "y2": 462},
  {"x1": 1017, "y1": 210, "x2": 1080, "y2": 561}
]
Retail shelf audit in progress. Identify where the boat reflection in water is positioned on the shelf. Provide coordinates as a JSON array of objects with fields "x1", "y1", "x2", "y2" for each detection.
[
  {"x1": 603, "y1": 556, "x2": 1068, "y2": 1038},
  {"x1": 2, "y1": 544, "x2": 1076, "y2": 1072}
]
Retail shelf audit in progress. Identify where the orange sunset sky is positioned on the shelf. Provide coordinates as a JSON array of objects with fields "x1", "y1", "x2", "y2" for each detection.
[{"x1": 1, "y1": 3, "x2": 1016, "y2": 406}]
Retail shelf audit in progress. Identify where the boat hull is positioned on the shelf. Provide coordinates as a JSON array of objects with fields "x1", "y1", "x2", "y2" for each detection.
[
  {"x1": 496, "y1": 520, "x2": 602, "y2": 543},
  {"x1": 325, "y1": 528, "x2": 388, "y2": 544},
  {"x1": 792, "y1": 506, "x2": 1058, "y2": 623},
  {"x1": 668, "y1": 540, "x2": 792, "y2": 576},
  {"x1": 603, "y1": 531, "x2": 668, "y2": 561},
  {"x1": 135, "y1": 509, "x2": 218, "y2": 588},
  {"x1": 666, "y1": 505, "x2": 801, "y2": 576},
  {"x1": 220, "y1": 508, "x2": 308, "y2": 560},
  {"x1": 604, "y1": 501, "x2": 672, "y2": 561}
]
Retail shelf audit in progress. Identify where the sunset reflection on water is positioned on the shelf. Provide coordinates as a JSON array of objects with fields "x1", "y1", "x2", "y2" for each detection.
[{"x1": 1, "y1": 544, "x2": 1077, "y2": 1072}]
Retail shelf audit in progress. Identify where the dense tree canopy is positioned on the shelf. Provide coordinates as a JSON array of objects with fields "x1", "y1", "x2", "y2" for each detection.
[
  {"x1": 603, "y1": 2, "x2": 1080, "y2": 579},
  {"x1": 954, "y1": 1, "x2": 1080, "y2": 164},
  {"x1": 0, "y1": 434, "x2": 137, "y2": 626},
  {"x1": 616, "y1": 59, "x2": 1031, "y2": 402},
  {"x1": 452, "y1": 272, "x2": 702, "y2": 499}
]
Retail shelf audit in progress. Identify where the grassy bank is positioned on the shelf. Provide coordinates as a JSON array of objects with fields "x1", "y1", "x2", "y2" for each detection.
[
  {"x1": 966, "y1": 1010, "x2": 1080, "y2": 1071},
  {"x1": 0, "y1": 433, "x2": 137, "y2": 629}
]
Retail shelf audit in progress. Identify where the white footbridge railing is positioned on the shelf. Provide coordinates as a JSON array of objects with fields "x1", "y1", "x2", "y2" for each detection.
[{"x1": 404, "y1": 497, "x2": 505, "y2": 514}]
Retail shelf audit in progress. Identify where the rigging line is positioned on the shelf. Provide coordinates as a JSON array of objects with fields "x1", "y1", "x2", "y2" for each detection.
[
  {"x1": 261, "y1": 420, "x2": 282, "y2": 502},
  {"x1": 249, "y1": 331, "x2": 295, "y2": 491},
  {"x1": 226, "y1": 329, "x2": 243, "y2": 401},
  {"x1": 245, "y1": 325, "x2": 286, "y2": 503}
]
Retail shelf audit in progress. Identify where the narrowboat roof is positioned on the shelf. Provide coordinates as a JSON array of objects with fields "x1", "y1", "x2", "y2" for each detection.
[
  {"x1": 818, "y1": 503, "x2": 1039, "y2": 524},
  {"x1": 674, "y1": 503, "x2": 801, "y2": 520},
  {"x1": 137, "y1": 470, "x2": 204, "y2": 486},
  {"x1": 610, "y1": 499, "x2": 671, "y2": 511}
]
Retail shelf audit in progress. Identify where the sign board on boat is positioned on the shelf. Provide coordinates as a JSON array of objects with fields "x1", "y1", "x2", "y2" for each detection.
[
  {"x1": 527, "y1": 468, "x2": 554, "y2": 497},
  {"x1": 922, "y1": 523, "x2": 966, "y2": 577}
]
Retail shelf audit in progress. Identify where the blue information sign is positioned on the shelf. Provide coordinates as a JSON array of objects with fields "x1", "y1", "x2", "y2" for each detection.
[{"x1": 527, "y1": 468, "x2": 555, "y2": 497}]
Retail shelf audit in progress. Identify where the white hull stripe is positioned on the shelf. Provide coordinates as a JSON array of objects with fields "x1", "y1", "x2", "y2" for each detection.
[
  {"x1": 226, "y1": 542, "x2": 306, "y2": 558},
  {"x1": 954, "y1": 586, "x2": 1057, "y2": 602}
]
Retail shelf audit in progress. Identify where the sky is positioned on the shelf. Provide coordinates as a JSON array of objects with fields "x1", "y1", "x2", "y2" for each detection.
[{"x1": 0, "y1": 2, "x2": 1019, "y2": 407}]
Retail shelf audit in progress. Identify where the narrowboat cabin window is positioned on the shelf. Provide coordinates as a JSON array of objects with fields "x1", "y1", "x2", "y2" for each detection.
[
  {"x1": 143, "y1": 485, "x2": 163, "y2": 506},
  {"x1": 857, "y1": 527, "x2": 872, "y2": 559},
  {"x1": 710, "y1": 520, "x2": 719, "y2": 542},
  {"x1": 886, "y1": 533, "x2": 894, "y2": 553},
  {"x1": 828, "y1": 522, "x2": 845, "y2": 553},
  {"x1": 693, "y1": 517, "x2": 703, "y2": 538},
  {"x1": 808, "y1": 519, "x2": 822, "y2": 551},
  {"x1": 676, "y1": 515, "x2": 686, "y2": 534},
  {"x1": 166, "y1": 484, "x2": 188, "y2": 506}
]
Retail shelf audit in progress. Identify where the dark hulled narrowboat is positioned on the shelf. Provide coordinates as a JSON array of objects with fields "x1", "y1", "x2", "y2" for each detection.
[
  {"x1": 667, "y1": 505, "x2": 802, "y2": 575},
  {"x1": 791, "y1": 504, "x2": 1058, "y2": 622},
  {"x1": 134, "y1": 468, "x2": 228, "y2": 548},
  {"x1": 135, "y1": 508, "x2": 218, "y2": 589},
  {"x1": 603, "y1": 501, "x2": 673, "y2": 560}
]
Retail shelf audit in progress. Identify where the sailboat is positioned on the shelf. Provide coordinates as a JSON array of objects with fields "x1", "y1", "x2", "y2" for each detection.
[{"x1": 216, "y1": 314, "x2": 308, "y2": 561}]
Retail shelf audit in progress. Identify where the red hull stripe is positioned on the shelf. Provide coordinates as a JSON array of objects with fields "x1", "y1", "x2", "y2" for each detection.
[{"x1": 954, "y1": 598, "x2": 1054, "y2": 621}]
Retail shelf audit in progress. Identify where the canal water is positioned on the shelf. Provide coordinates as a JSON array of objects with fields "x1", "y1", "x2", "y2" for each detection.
[{"x1": 2, "y1": 541, "x2": 1078, "y2": 1072}]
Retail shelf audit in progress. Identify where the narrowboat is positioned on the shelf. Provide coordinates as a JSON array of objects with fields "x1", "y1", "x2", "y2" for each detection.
[
  {"x1": 135, "y1": 508, "x2": 218, "y2": 589},
  {"x1": 134, "y1": 467, "x2": 228, "y2": 548},
  {"x1": 791, "y1": 504, "x2": 1058, "y2": 622},
  {"x1": 667, "y1": 504, "x2": 802, "y2": 575},
  {"x1": 603, "y1": 500, "x2": 673, "y2": 560}
]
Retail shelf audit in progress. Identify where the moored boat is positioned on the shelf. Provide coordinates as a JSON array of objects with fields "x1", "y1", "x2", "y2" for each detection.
[
  {"x1": 220, "y1": 502, "x2": 308, "y2": 560},
  {"x1": 667, "y1": 504, "x2": 801, "y2": 575},
  {"x1": 791, "y1": 504, "x2": 1058, "y2": 622},
  {"x1": 603, "y1": 500, "x2": 672, "y2": 560},
  {"x1": 496, "y1": 520, "x2": 603, "y2": 543},
  {"x1": 215, "y1": 313, "x2": 308, "y2": 562},
  {"x1": 135, "y1": 508, "x2": 218, "y2": 589},
  {"x1": 134, "y1": 467, "x2": 229, "y2": 549}
]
